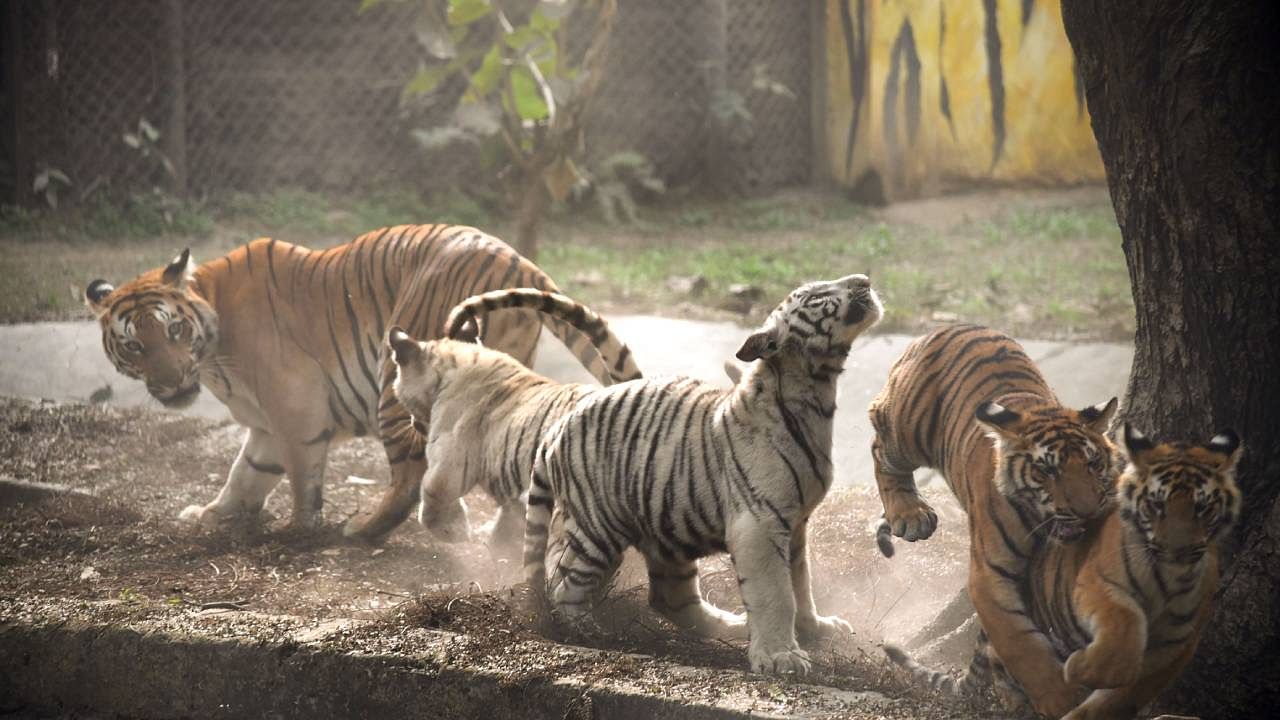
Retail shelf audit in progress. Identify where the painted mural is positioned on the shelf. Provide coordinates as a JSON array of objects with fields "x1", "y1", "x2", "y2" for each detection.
[{"x1": 822, "y1": 0, "x2": 1104, "y2": 199}]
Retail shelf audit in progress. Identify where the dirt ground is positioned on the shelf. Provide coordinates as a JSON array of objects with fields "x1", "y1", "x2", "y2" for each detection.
[{"x1": 0, "y1": 397, "x2": 995, "y2": 719}]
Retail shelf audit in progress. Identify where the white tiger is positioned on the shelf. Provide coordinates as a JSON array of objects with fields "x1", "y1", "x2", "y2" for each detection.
[
  {"x1": 524, "y1": 274, "x2": 884, "y2": 676},
  {"x1": 386, "y1": 289, "x2": 642, "y2": 557}
]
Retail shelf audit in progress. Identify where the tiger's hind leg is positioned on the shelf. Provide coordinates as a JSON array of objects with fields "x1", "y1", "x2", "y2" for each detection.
[
  {"x1": 343, "y1": 385, "x2": 426, "y2": 543},
  {"x1": 872, "y1": 435, "x2": 938, "y2": 551},
  {"x1": 790, "y1": 520, "x2": 852, "y2": 645},
  {"x1": 645, "y1": 555, "x2": 747, "y2": 640},
  {"x1": 546, "y1": 518, "x2": 622, "y2": 632},
  {"x1": 486, "y1": 497, "x2": 526, "y2": 562}
]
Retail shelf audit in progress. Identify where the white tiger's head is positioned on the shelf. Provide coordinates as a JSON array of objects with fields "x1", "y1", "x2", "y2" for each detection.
[
  {"x1": 735, "y1": 274, "x2": 883, "y2": 364},
  {"x1": 85, "y1": 249, "x2": 219, "y2": 409}
]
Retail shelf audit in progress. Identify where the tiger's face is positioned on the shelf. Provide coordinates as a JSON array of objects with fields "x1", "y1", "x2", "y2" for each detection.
[
  {"x1": 85, "y1": 249, "x2": 218, "y2": 409},
  {"x1": 735, "y1": 274, "x2": 883, "y2": 363},
  {"x1": 1119, "y1": 424, "x2": 1242, "y2": 566},
  {"x1": 386, "y1": 326, "x2": 445, "y2": 436},
  {"x1": 977, "y1": 396, "x2": 1119, "y2": 543}
]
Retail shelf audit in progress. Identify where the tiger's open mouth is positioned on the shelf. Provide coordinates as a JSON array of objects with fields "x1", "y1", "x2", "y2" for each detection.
[
  {"x1": 155, "y1": 383, "x2": 201, "y2": 409},
  {"x1": 1052, "y1": 519, "x2": 1086, "y2": 542}
]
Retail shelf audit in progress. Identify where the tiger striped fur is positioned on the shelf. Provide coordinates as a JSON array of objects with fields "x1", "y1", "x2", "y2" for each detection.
[
  {"x1": 885, "y1": 425, "x2": 1243, "y2": 720},
  {"x1": 868, "y1": 323, "x2": 1118, "y2": 717},
  {"x1": 84, "y1": 225, "x2": 618, "y2": 540},
  {"x1": 524, "y1": 274, "x2": 883, "y2": 676},
  {"x1": 386, "y1": 289, "x2": 640, "y2": 558}
]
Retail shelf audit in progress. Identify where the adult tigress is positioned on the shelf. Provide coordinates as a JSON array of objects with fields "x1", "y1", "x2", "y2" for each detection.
[
  {"x1": 867, "y1": 323, "x2": 1118, "y2": 718},
  {"x1": 84, "y1": 224, "x2": 625, "y2": 541},
  {"x1": 885, "y1": 425, "x2": 1243, "y2": 720}
]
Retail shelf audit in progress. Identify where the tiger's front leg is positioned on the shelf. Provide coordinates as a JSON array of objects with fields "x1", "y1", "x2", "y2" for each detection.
[
  {"x1": 790, "y1": 520, "x2": 852, "y2": 646},
  {"x1": 179, "y1": 427, "x2": 284, "y2": 528},
  {"x1": 728, "y1": 515, "x2": 810, "y2": 676},
  {"x1": 281, "y1": 437, "x2": 330, "y2": 530}
]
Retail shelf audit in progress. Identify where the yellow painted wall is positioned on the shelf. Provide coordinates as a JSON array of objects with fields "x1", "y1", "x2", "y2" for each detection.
[{"x1": 821, "y1": 0, "x2": 1103, "y2": 198}]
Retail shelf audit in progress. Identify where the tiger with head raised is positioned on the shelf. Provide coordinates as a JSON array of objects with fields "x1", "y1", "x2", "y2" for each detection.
[
  {"x1": 385, "y1": 288, "x2": 640, "y2": 558},
  {"x1": 886, "y1": 425, "x2": 1243, "y2": 720},
  {"x1": 868, "y1": 323, "x2": 1118, "y2": 717},
  {"x1": 85, "y1": 225, "x2": 626, "y2": 541},
  {"x1": 525, "y1": 274, "x2": 883, "y2": 676}
]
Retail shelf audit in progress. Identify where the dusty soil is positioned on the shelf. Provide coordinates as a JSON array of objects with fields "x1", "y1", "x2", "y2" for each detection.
[{"x1": 0, "y1": 398, "x2": 993, "y2": 718}]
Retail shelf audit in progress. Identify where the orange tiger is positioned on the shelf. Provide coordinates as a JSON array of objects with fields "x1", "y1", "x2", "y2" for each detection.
[
  {"x1": 85, "y1": 225, "x2": 627, "y2": 541},
  {"x1": 868, "y1": 323, "x2": 1118, "y2": 718},
  {"x1": 886, "y1": 425, "x2": 1243, "y2": 720}
]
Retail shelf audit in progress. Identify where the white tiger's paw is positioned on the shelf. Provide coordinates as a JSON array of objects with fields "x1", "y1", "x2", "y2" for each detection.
[
  {"x1": 796, "y1": 613, "x2": 853, "y2": 646},
  {"x1": 178, "y1": 503, "x2": 225, "y2": 529},
  {"x1": 749, "y1": 645, "x2": 811, "y2": 676}
]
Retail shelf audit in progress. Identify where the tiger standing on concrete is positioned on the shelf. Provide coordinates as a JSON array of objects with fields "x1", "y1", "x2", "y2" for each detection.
[
  {"x1": 385, "y1": 289, "x2": 641, "y2": 559},
  {"x1": 525, "y1": 274, "x2": 883, "y2": 676},
  {"x1": 84, "y1": 225, "x2": 620, "y2": 541},
  {"x1": 868, "y1": 323, "x2": 1119, "y2": 718}
]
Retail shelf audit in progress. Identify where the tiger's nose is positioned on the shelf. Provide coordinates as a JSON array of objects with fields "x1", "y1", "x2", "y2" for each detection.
[{"x1": 840, "y1": 274, "x2": 871, "y2": 289}]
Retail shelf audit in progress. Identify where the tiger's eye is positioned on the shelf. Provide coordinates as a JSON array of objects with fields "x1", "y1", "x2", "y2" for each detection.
[{"x1": 123, "y1": 339, "x2": 144, "y2": 354}]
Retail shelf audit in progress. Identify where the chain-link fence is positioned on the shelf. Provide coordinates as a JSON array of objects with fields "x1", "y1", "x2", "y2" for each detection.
[{"x1": 3, "y1": 0, "x2": 812, "y2": 206}]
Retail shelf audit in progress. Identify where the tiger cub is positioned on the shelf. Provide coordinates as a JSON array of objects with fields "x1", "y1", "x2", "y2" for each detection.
[
  {"x1": 387, "y1": 289, "x2": 641, "y2": 558},
  {"x1": 525, "y1": 274, "x2": 883, "y2": 676},
  {"x1": 886, "y1": 425, "x2": 1243, "y2": 720},
  {"x1": 868, "y1": 323, "x2": 1118, "y2": 717}
]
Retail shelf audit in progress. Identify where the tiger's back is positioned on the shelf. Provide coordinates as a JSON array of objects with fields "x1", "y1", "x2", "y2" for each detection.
[{"x1": 869, "y1": 323, "x2": 1056, "y2": 514}]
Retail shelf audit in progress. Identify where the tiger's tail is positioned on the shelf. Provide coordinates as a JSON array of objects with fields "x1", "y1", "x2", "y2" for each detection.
[
  {"x1": 875, "y1": 516, "x2": 896, "y2": 558},
  {"x1": 523, "y1": 444, "x2": 556, "y2": 596},
  {"x1": 445, "y1": 288, "x2": 641, "y2": 386},
  {"x1": 883, "y1": 637, "x2": 990, "y2": 700}
]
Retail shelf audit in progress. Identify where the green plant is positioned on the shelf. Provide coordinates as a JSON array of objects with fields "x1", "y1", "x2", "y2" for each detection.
[
  {"x1": 32, "y1": 166, "x2": 72, "y2": 210},
  {"x1": 362, "y1": 0, "x2": 618, "y2": 258}
]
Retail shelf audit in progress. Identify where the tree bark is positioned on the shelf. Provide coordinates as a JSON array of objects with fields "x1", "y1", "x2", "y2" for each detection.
[
  {"x1": 1060, "y1": 2, "x2": 1280, "y2": 717},
  {"x1": 514, "y1": 174, "x2": 548, "y2": 260}
]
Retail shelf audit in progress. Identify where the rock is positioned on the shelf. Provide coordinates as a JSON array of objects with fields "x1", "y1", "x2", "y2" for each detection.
[
  {"x1": 930, "y1": 311, "x2": 959, "y2": 323},
  {"x1": 727, "y1": 283, "x2": 764, "y2": 302},
  {"x1": 80, "y1": 566, "x2": 101, "y2": 581},
  {"x1": 570, "y1": 271, "x2": 605, "y2": 288},
  {"x1": 665, "y1": 274, "x2": 707, "y2": 297},
  {"x1": 1011, "y1": 302, "x2": 1035, "y2": 324}
]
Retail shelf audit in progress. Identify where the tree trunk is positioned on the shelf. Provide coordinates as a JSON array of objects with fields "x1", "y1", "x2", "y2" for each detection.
[
  {"x1": 514, "y1": 172, "x2": 548, "y2": 261},
  {"x1": 1060, "y1": 2, "x2": 1280, "y2": 717}
]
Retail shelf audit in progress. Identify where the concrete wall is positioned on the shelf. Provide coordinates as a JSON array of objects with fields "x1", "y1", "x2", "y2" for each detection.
[{"x1": 817, "y1": 0, "x2": 1104, "y2": 200}]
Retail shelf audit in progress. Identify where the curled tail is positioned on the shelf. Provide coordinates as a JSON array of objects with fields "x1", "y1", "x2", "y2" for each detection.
[
  {"x1": 883, "y1": 632, "x2": 991, "y2": 700},
  {"x1": 523, "y1": 445, "x2": 556, "y2": 595},
  {"x1": 445, "y1": 288, "x2": 641, "y2": 386}
]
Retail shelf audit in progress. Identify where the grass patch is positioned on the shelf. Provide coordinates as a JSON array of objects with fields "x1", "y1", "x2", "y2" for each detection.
[
  {"x1": 0, "y1": 187, "x2": 1131, "y2": 340},
  {"x1": 540, "y1": 193, "x2": 1131, "y2": 340}
]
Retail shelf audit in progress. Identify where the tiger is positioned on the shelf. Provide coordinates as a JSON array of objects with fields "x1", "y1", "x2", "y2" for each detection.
[
  {"x1": 885, "y1": 424, "x2": 1243, "y2": 720},
  {"x1": 867, "y1": 323, "x2": 1118, "y2": 717},
  {"x1": 524, "y1": 274, "x2": 884, "y2": 676},
  {"x1": 84, "y1": 225, "x2": 627, "y2": 541},
  {"x1": 385, "y1": 288, "x2": 641, "y2": 558}
]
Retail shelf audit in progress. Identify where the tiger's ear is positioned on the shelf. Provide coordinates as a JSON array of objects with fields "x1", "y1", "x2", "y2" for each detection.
[
  {"x1": 161, "y1": 248, "x2": 195, "y2": 288},
  {"x1": 84, "y1": 279, "x2": 115, "y2": 318},
  {"x1": 387, "y1": 326, "x2": 422, "y2": 367},
  {"x1": 1078, "y1": 397, "x2": 1118, "y2": 432},
  {"x1": 1122, "y1": 423, "x2": 1156, "y2": 469},
  {"x1": 722, "y1": 360, "x2": 744, "y2": 385},
  {"x1": 735, "y1": 327, "x2": 781, "y2": 362},
  {"x1": 1207, "y1": 429, "x2": 1243, "y2": 472},
  {"x1": 975, "y1": 401, "x2": 1022, "y2": 440}
]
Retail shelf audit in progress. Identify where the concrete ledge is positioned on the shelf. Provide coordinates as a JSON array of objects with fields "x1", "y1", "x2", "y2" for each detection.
[{"x1": 0, "y1": 601, "x2": 893, "y2": 720}]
